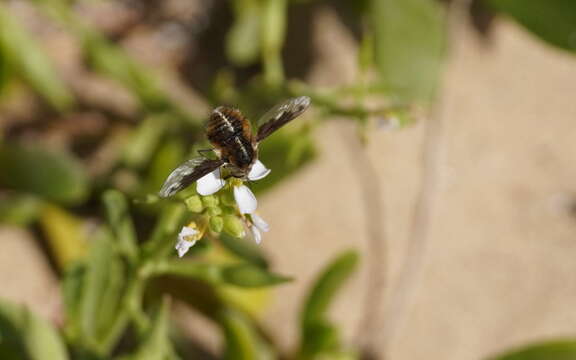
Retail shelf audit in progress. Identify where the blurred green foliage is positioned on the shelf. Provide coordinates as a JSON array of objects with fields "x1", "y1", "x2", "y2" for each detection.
[
  {"x1": 486, "y1": 0, "x2": 576, "y2": 53},
  {"x1": 488, "y1": 340, "x2": 576, "y2": 360}
]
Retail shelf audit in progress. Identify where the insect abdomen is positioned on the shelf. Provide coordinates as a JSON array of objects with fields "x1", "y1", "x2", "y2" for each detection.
[{"x1": 207, "y1": 107, "x2": 255, "y2": 169}]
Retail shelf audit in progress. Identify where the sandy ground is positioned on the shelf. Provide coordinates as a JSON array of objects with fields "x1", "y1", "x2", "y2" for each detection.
[{"x1": 2, "y1": 8, "x2": 576, "y2": 360}]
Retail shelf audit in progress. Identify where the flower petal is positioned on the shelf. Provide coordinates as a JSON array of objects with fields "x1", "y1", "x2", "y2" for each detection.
[
  {"x1": 251, "y1": 213, "x2": 270, "y2": 232},
  {"x1": 196, "y1": 168, "x2": 225, "y2": 195},
  {"x1": 175, "y1": 238, "x2": 196, "y2": 257},
  {"x1": 233, "y1": 185, "x2": 257, "y2": 214},
  {"x1": 178, "y1": 226, "x2": 198, "y2": 240},
  {"x1": 247, "y1": 160, "x2": 271, "y2": 181},
  {"x1": 250, "y1": 226, "x2": 262, "y2": 245}
]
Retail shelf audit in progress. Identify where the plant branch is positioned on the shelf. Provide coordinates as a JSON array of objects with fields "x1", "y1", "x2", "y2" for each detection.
[{"x1": 339, "y1": 126, "x2": 387, "y2": 357}]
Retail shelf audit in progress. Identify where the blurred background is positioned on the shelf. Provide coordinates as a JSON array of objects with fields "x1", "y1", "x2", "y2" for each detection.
[{"x1": 1, "y1": 0, "x2": 576, "y2": 359}]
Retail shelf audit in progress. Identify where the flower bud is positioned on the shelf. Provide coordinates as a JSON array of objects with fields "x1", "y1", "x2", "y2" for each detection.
[
  {"x1": 202, "y1": 195, "x2": 219, "y2": 208},
  {"x1": 185, "y1": 195, "x2": 203, "y2": 213},
  {"x1": 207, "y1": 206, "x2": 222, "y2": 216},
  {"x1": 223, "y1": 215, "x2": 246, "y2": 238},
  {"x1": 209, "y1": 216, "x2": 224, "y2": 233}
]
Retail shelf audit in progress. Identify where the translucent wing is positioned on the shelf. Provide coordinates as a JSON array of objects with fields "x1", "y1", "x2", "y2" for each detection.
[
  {"x1": 256, "y1": 96, "x2": 311, "y2": 142},
  {"x1": 159, "y1": 158, "x2": 223, "y2": 198}
]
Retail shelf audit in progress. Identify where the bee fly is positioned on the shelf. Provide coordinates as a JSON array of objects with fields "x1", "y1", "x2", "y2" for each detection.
[{"x1": 159, "y1": 96, "x2": 311, "y2": 198}]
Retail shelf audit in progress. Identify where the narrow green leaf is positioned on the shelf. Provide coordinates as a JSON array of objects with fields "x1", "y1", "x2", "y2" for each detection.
[
  {"x1": 144, "y1": 139, "x2": 185, "y2": 195},
  {"x1": 123, "y1": 116, "x2": 168, "y2": 169},
  {"x1": 487, "y1": 0, "x2": 576, "y2": 52},
  {"x1": 371, "y1": 0, "x2": 446, "y2": 102},
  {"x1": 39, "y1": 204, "x2": 88, "y2": 270},
  {"x1": 0, "y1": 28, "x2": 14, "y2": 96},
  {"x1": 0, "y1": 299, "x2": 69, "y2": 360},
  {"x1": 301, "y1": 250, "x2": 359, "y2": 325},
  {"x1": 79, "y1": 230, "x2": 126, "y2": 352},
  {"x1": 0, "y1": 143, "x2": 89, "y2": 204},
  {"x1": 298, "y1": 251, "x2": 358, "y2": 359},
  {"x1": 143, "y1": 203, "x2": 188, "y2": 259},
  {"x1": 152, "y1": 260, "x2": 224, "y2": 283},
  {"x1": 219, "y1": 308, "x2": 275, "y2": 360},
  {"x1": 0, "y1": 193, "x2": 42, "y2": 225},
  {"x1": 227, "y1": 0, "x2": 262, "y2": 65},
  {"x1": 62, "y1": 262, "x2": 86, "y2": 342},
  {"x1": 103, "y1": 190, "x2": 138, "y2": 262},
  {"x1": 152, "y1": 260, "x2": 289, "y2": 288},
  {"x1": 219, "y1": 232, "x2": 269, "y2": 268},
  {"x1": 299, "y1": 319, "x2": 340, "y2": 359},
  {"x1": 0, "y1": 4, "x2": 72, "y2": 110},
  {"x1": 488, "y1": 340, "x2": 576, "y2": 360},
  {"x1": 81, "y1": 31, "x2": 166, "y2": 109},
  {"x1": 129, "y1": 299, "x2": 176, "y2": 360},
  {"x1": 222, "y1": 264, "x2": 292, "y2": 288},
  {"x1": 261, "y1": 0, "x2": 287, "y2": 86}
]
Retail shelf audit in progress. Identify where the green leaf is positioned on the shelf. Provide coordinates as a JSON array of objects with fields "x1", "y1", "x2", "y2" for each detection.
[
  {"x1": 0, "y1": 28, "x2": 14, "y2": 96},
  {"x1": 0, "y1": 143, "x2": 89, "y2": 204},
  {"x1": 0, "y1": 299, "x2": 69, "y2": 360},
  {"x1": 219, "y1": 308, "x2": 275, "y2": 360},
  {"x1": 62, "y1": 262, "x2": 86, "y2": 342},
  {"x1": 298, "y1": 250, "x2": 358, "y2": 359},
  {"x1": 301, "y1": 250, "x2": 359, "y2": 326},
  {"x1": 79, "y1": 230, "x2": 127, "y2": 353},
  {"x1": 143, "y1": 203, "x2": 188, "y2": 259},
  {"x1": 81, "y1": 30, "x2": 167, "y2": 110},
  {"x1": 486, "y1": 0, "x2": 576, "y2": 52},
  {"x1": 221, "y1": 264, "x2": 292, "y2": 288},
  {"x1": 152, "y1": 260, "x2": 290, "y2": 288},
  {"x1": 123, "y1": 115, "x2": 169, "y2": 170},
  {"x1": 103, "y1": 190, "x2": 138, "y2": 262},
  {"x1": 488, "y1": 340, "x2": 576, "y2": 360},
  {"x1": 227, "y1": 0, "x2": 263, "y2": 66},
  {"x1": 128, "y1": 299, "x2": 177, "y2": 360},
  {"x1": 299, "y1": 319, "x2": 340, "y2": 359},
  {"x1": 370, "y1": 0, "x2": 446, "y2": 102},
  {"x1": 261, "y1": 0, "x2": 287, "y2": 86},
  {"x1": 219, "y1": 232, "x2": 269, "y2": 268},
  {"x1": 0, "y1": 4, "x2": 72, "y2": 110},
  {"x1": 144, "y1": 139, "x2": 185, "y2": 195},
  {"x1": 152, "y1": 260, "x2": 224, "y2": 283},
  {"x1": 0, "y1": 193, "x2": 42, "y2": 225},
  {"x1": 39, "y1": 204, "x2": 88, "y2": 270}
]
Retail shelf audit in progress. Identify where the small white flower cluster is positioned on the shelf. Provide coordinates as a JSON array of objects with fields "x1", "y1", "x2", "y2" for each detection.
[{"x1": 175, "y1": 160, "x2": 271, "y2": 257}]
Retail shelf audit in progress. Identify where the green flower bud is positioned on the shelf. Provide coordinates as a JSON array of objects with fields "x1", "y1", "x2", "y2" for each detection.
[
  {"x1": 223, "y1": 215, "x2": 245, "y2": 238},
  {"x1": 207, "y1": 206, "x2": 222, "y2": 216},
  {"x1": 202, "y1": 195, "x2": 219, "y2": 208},
  {"x1": 209, "y1": 216, "x2": 224, "y2": 233},
  {"x1": 221, "y1": 205, "x2": 237, "y2": 215},
  {"x1": 185, "y1": 195, "x2": 203, "y2": 213}
]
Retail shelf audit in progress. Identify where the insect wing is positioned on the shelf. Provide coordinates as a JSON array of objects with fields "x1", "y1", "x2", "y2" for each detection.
[
  {"x1": 256, "y1": 96, "x2": 311, "y2": 142},
  {"x1": 159, "y1": 158, "x2": 223, "y2": 198}
]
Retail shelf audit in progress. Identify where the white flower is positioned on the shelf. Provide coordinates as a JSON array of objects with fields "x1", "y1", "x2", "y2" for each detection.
[
  {"x1": 175, "y1": 225, "x2": 198, "y2": 257},
  {"x1": 249, "y1": 213, "x2": 269, "y2": 244},
  {"x1": 195, "y1": 160, "x2": 270, "y2": 215},
  {"x1": 250, "y1": 226, "x2": 262, "y2": 244},
  {"x1": 251, "y1": 213, "x2": 270, "y2": 232},
  {"x1": 196, "y1": 167, "x2": 225, "y2": 196},
  {"x1": 234, "y1": 184, "x2": 257, "y2": 214},
  {"x1": 247, "y1": 160, "x2": 271, "y2": 180}
]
